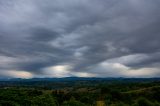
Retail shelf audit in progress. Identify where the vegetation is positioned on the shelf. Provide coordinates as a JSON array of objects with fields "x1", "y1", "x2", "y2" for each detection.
[{"x1": 0, "y1": 78, "x2": 160, "y2": 106}]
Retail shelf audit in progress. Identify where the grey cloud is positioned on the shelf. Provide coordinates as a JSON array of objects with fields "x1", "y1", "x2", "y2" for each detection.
[
  {"x1": 0, "y1": 0, "x2": 160, "y2": 78},
  {"x1": 29, "y1": 27, "x2": 59, "y2": 42}
]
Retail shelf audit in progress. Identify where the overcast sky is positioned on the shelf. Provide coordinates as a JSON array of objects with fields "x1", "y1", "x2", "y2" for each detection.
[{"x1": 0, "y1": 0, "x2": 160, "y2": 78}]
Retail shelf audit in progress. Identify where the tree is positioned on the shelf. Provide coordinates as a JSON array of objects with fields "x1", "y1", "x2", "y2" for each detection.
[
  {"x1": 134, "y1": 97, "x2": 153, "y2": 106},
  {"x1": 62, "y1": 97, "x2": 87, "y2": 106},
  {"x1": 31, "y1": 94, "x2": 56, "y2": 106}
]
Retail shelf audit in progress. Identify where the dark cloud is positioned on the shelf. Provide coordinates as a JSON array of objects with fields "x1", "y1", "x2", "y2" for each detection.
[
  {"x1": 0, "y1": 0, "x2": 160, "y2": 78},
  {"x1": 29, "y1": 27, "x2": 59, "y2": 42}
]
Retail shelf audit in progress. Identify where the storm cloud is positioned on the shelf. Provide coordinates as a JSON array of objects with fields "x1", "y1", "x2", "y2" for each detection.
[{"x1": 0, "y1": 0, "x2": 160, "y2": 78}]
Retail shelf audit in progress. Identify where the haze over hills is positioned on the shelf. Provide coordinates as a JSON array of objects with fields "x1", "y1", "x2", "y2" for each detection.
[{"x1": 1, "y1": 77, "x2": 160, "y2": 81}]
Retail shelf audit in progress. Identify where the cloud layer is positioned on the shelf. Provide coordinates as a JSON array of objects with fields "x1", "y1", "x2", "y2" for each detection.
[{"x1": 0, "y1": 0, "x2": 160, "y2": 78}]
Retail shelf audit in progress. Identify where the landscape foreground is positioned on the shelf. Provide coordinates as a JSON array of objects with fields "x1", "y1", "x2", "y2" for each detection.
[{"x1": 0, "y1": 78, "x2": 160, "y2": 106}]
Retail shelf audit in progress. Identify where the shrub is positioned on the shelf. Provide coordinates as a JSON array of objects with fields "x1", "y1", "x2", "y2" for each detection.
[{"x1": 134, "y1": 97, "x2": 153, "y2": 106}]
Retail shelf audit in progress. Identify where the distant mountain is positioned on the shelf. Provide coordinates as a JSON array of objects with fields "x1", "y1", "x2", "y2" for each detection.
[{"x1": 0, "y1": 77, "x2": 160, "y2": 82}]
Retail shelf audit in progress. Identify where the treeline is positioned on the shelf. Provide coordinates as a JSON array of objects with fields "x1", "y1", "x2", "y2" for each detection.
[{"x1": 0, "y1": 81, "x2": 160, "y2": 106}]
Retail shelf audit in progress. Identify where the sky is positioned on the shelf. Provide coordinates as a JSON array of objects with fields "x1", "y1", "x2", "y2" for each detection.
[{"x1": 0, "y1": 0, "x2": 160, "y2": 78}]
